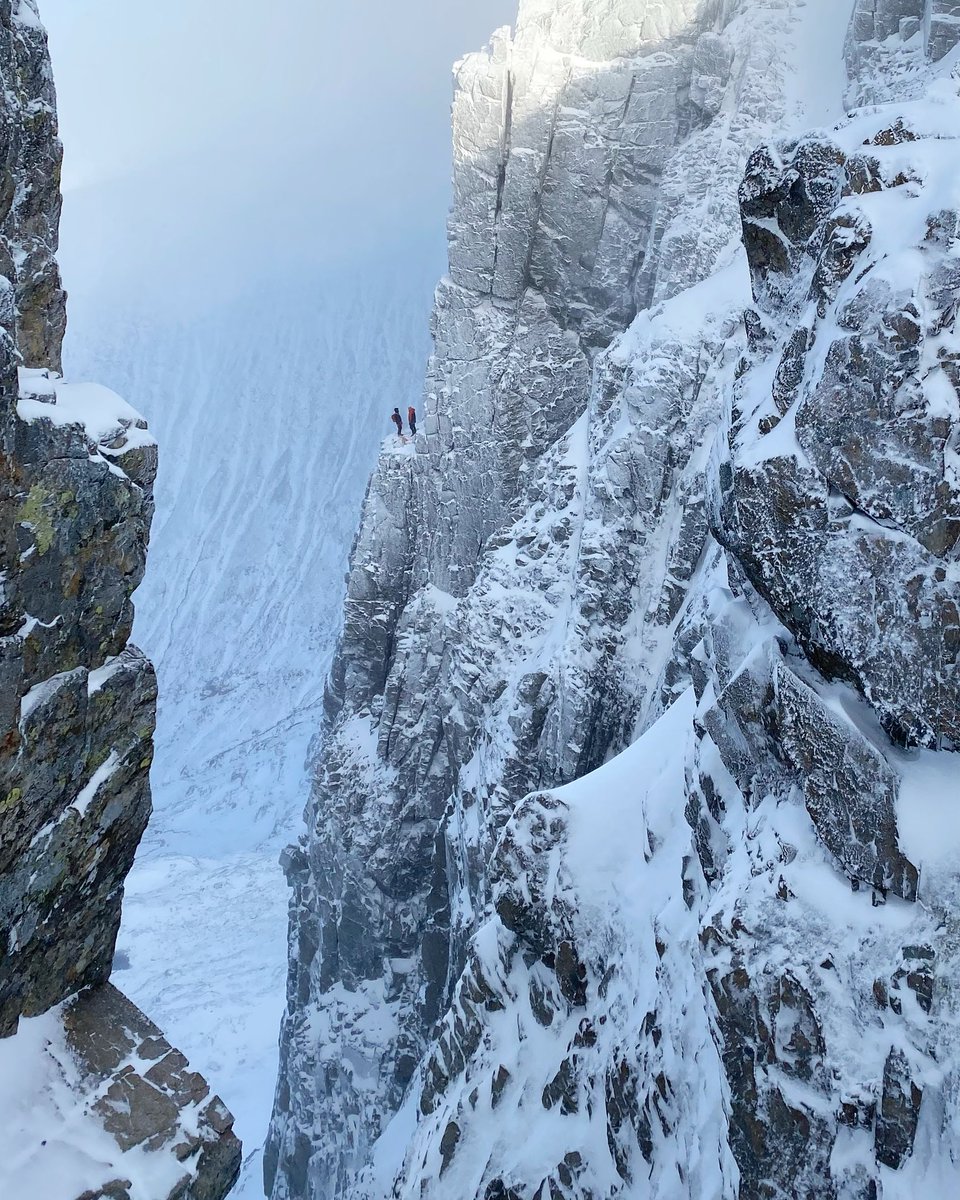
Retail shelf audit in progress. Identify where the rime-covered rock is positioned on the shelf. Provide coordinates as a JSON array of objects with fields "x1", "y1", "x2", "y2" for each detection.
[
  {"x1": 270, "y1": 3, "x2": 960, "y2": 1199},
  {"x1": 718, "y1": 113, "x2": 960, "y2": 750}
]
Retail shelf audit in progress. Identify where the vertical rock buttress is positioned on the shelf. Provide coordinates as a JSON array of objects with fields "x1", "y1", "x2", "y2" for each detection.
[
  {"x1": 0, "y1": 4, "x2": 241, "y2": 1197},
  {"x1": 267, "y1": 1, "x2": 843, "y2": 1196}
]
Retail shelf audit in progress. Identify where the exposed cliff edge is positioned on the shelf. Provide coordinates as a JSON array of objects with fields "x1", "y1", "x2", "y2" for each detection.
[
  {"x1": 0, "y1": 3, "x2": 240, "y2": 1197},
  {"x1": 269, "y1": 2, "x2": 960, "y2": 1198}
]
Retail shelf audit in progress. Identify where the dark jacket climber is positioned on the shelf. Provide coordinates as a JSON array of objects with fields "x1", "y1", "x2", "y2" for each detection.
[
  {"x1": 408, "y1": 406, "x2": 417, "y2": 436},
  {"x1": 391, "y1": 407, "x2": 403, "y2": 436}
]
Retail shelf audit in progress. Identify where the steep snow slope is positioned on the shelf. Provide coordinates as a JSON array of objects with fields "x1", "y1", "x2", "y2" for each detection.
[{"x1": 270, "y1": 0, "x2": 960, "y2": 1197}]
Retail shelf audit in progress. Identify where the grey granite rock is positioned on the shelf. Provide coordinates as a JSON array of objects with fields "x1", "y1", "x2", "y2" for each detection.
[{"x1": 270, "y1": 3, "x2": 960, "y2": 1199}]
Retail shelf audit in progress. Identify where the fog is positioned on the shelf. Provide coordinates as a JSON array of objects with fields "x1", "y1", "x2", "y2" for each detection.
[{"x1": 42, "y1": 0, "x2": 517, "y2": 301}]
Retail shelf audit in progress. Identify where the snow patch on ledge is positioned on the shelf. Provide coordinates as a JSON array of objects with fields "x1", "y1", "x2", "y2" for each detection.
[
  {"x1": 17, "y1": 367, "x2": 156, "y2": 456},
  {"x1": 12, "y1": 0, "x2": 44, "y2": 32},
  {"x1": 73, "y1": 751, "x2": 121, "y2": 819},
  {"x1": 88, "y1": 656, "x2": 124, "y2": 696},
  {"x1": 381, "y1": 434, "x2": 418, "y2": 458},
  {"x1": 18, "y1": 667, "x2": 83, "y2": 726},
  {"x1": 894, "y1": 748, "x2": 960, "y2": 883},
  {"x1": 0, "y1": 1006, "x2": 189, "y2": 1200}
]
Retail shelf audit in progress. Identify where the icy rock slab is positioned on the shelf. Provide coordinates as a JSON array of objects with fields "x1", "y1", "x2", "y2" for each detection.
[
  {"x1": 265, "y1": 1, "x2": 871, "y2": 1195},
  {"x1": 846, "y1": 0, "x2": 960, "y2": 102},
  {"x1": 928, "y1": 0, "x2": 960, "y2": 60}
]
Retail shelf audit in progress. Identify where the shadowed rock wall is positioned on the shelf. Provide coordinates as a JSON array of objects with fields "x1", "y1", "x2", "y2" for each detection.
[{"x1": 0, "y1": 4, "x2": 240, "y2": 1197}]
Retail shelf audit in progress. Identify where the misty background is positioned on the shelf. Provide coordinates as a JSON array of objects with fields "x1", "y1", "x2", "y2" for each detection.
[
  {"x1": 46, "y1": 0, "x2": 515, "y2": 292},
  {"x1": 38, "y1": 1, "x2": 515, "y2": 1193}
]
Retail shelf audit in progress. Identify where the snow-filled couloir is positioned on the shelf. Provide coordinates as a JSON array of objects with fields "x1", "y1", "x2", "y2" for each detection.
[{"x1": 57, "y1": 262, "x2": 437, "y2": 1195}]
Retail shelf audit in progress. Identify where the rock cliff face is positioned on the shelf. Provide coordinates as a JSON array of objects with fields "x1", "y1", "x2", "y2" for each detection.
[
  {"x1": 0, "y1": 4, "x2": 240, "y2": 1197},
  {"x1": 269, "y1": 2, "x2": 960, "y2": 1198}
]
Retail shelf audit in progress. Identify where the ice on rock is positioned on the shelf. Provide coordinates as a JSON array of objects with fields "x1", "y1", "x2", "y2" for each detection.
[{"x1": 269, "y1": 2, "x2": 960, "y2": 1198}]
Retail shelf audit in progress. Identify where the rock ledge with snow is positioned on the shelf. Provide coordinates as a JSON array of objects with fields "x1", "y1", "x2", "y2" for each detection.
[{"x1": 0, "y1": 5, "x2": 240, "y2": 1198}]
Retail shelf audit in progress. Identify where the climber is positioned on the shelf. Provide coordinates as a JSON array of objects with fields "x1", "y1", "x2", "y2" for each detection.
[
  {"x1": 408, "y1": 405, "x2": 417, "y2": 436},
  {"x1": 391, "y1": 407, "x2": 403, "y2": 437}
]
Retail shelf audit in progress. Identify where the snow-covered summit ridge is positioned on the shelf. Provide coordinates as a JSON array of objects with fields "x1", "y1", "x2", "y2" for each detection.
[{"x1": 269, "y1": 2, "x2": 960, "y2": 1197}]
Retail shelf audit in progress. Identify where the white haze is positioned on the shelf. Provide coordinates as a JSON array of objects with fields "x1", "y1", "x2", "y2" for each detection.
[
  {"x1": 44, "y1": 0, "x2": 517, "y2": 298},
  {"x1": 38, "y1": 1, "x2": 516, "y2": 1194}
]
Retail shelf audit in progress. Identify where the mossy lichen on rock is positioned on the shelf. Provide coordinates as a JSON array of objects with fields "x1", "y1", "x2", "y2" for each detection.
[{"x1": 16, "y1": 481, "x2": 56, "y2": 554}]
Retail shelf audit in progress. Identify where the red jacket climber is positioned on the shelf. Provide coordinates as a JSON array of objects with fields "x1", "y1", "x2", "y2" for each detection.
[
  {"x1": 391, "y1": 407, "x2": 403, "y2": 437},
  {"x1": 408, "y1": 406, "x2": 417, "y2": 436}
]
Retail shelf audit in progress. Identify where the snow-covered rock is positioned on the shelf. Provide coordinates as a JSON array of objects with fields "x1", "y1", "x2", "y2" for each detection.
[
  {"x1": 0, "y1": 985, "x2": 240, "y2": 1200},
  {"x1": 270, "y1": 1, "x2": 960, "y2": 1198},
  {"x1": 0, "y1": 5, "x2": 240, "y2": 1197}
]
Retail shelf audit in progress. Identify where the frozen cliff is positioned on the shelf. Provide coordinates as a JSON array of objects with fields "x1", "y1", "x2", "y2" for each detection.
[
  {"x1": 0, "y1": 3, "x2": 240, "y2": 1197},
  {"x1": 269, "y1": 1, "x2": 960, "y2": 1197}
]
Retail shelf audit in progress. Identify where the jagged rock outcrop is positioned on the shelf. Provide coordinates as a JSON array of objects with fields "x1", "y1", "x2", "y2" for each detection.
[
  {"x1": 725, "y1": 116, "x2": 960, "y2": 750},
  {"x1": 270, "y1": 2, "x2": 960, "y2": 1198},
  {"x1": 0, "y1": 4, "x2": 239, "y2": 1197},
  {"x1": 0, "y1": 0, "x2": 64, "y2": 372}
]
